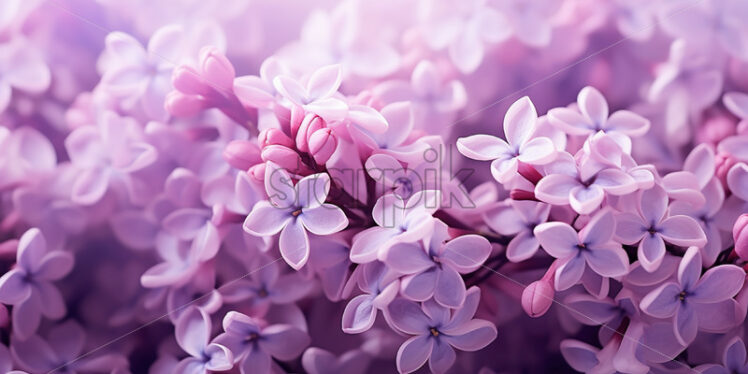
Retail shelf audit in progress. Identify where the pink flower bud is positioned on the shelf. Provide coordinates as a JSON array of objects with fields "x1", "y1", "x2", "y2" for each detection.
[
  {"x1": 172, "y1": 65, "x2": 211, "y2": 96},
  {"x1": 199, "y1": 46, "x2": 235, "y2": 92},
  {"x1": 261, "y1": 144, "x2": 309, "y2": 173},
  {"x1": 223, "y1": 140, "x2": 261, "y2": 170},
  {"x1": 248, "y1": 164, "x2": 265, "y2": 182},
  {"x1": 295, "y1": 114, "x2": 325, "y2": 152},
  {"x1": 715, "y1": 152, "x2": 738, "y2": 191},
  {"x1": 521, "y1": 280, "x2": 554, "y2": 318},
  {"x1": 308, "y1": 128, "x2": 337, "y2": 165},
  {"x1": 289, "y1": 106, "x2": 307, "y2": 138},
  {"x1": 165, "y1": 91, "x2": 207, "y2": 117},
  {"x1": 735, "y1": 214, "x2": 748, "y2": 260},
  {"x1": 258, "y1": 128, "x2": 294, "y2": 149}
]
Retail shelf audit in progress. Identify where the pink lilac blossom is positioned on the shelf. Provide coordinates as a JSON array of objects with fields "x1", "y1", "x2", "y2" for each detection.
[{"x1": 1, "y1": 1, "x2": 748, "y2": 373}]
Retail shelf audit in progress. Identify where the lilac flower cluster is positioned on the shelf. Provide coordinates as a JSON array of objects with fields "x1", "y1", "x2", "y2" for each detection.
[{"x1": 1, "y1": 0, "x2": 748, "y2": 373}]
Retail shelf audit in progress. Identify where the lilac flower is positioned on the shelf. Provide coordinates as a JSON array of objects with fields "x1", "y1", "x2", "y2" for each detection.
[
  {"x1": 307, "y1": 233, "x2": 356, "y2": 301},
  {"x1": 670, "y1": 178, "x2": 725, "y2": 266},
  {"x1": 233, "y1": 57, "x2": 289, "y2": 110},
  {"x1": 0, "y1": 37, "x2": 50, "y2": 113},
  {"x1": 695, "y1": 337, "x2": 748, "y2": 374},
  {"x1": 420, "y1": 0, "x2": 510, "y2": 73},
  {"x1": 219, "y1": 255, "x2": 313, "y2": 315},
  {"x1": 386, "y1": 288, "x2": 497, "y2": 374},
  {"x1": 640, "y1": 247, "x2": 745, "y2": 345},
  {"x1": 213, "y1": 311, "x2": 310, "y2": 374},
  {"x1": 0, "y1": 228, "x2": 73, "y2": 339},
  {"x1": 496, "y1": 0, "x2": 561, "y2": 47},
  {"x1": 373, "y1": 61, "x2": 466, "y2": 132},
  {"x1": 349, "y1": 101, "x2": 431, "y2": 164},
  {"x1": 483, "y1": 200, "x2": 550, "y2": 262},
  {"x1": 615, "y1": 185, "x2": 707, "y2": 272},
  {"x1": 534, "y1": 209, "x2": 630, "y2": 291},
  {"x1": 341, "y1": 261, "x2": 400, "y2": 334},
  {"x1": 349, "y1": 191, "x2": 440, "y2": 263},
  {"x1": 100, "y1": 25, "x2": 222, "y2": 119},
  {"x1": 548, "y1": 86, "x2": 650, "y2": 152},
  {"x1": 273, "y1": 64, "x2": 348, "y2": 121},
  {"x1": 382, "y1": 220, "x2": 491, "y2": 308},
  {"x1": 174, "y1": 307, "x2": 233, "y2": 373},
  {"x1": 10, "y1": 320, "x2": 129, "y2": 373},
  {"x1": 243, "y1": 163, "x2": 348, "y2": 269},
  {"x1": 457, "y1": 96, "x2": 556, "y2": 183},
  {"x1": 659, "y1": 0, "x2": 748, "y2": 60},
  {"x1": 534, "y1": 149, "x2": 638, "y2": 215},
  {"x1": 64, "y1": 111, "x2": 158, "y2": 205}
]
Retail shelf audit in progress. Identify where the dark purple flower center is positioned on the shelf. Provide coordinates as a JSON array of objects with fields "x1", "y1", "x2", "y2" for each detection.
[
  {"x1": 429, "y1": 327, "x2": 440, "y2": 337},
  {"x1": 292, "y1": 209, "x2": 302, "y2": 217}
]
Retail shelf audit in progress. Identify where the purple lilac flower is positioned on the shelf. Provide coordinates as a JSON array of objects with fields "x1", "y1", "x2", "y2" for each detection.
[
  {"x1": 534, "y1": 209, "x2": 629, "y2": 290},
  {"x1": 386, "y1": 287, "x2": 497, "y2": 374},
  {"x1": 213, "y1": 311, "x2": 310, "y2": 374},
  {"x1": 0, "y1": 228, "x2": 73, "y2": 339},
  {"x1": 615, "y1": 185, "x2": 707, "y2": 272},
  {"x1": 640, "y1": 247, "x2": 745, "y2": 345},
  {"x1": 243, "y1": 162, "x2": 348, "y2": 269}
]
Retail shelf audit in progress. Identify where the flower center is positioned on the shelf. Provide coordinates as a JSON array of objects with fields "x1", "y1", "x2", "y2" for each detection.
[
  {"x1": 430, "y1": 327, "x2": 440, "y2": 337},
  {"x1": 678, "y1": 291, "x2": 687, "y2": 301},
  {"x1": 291, "y1": 209, "x2": 302, "y2": 217}
]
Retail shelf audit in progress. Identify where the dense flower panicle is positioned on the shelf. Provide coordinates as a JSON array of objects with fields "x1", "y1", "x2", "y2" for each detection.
[{"x1": 1, "y1": 0, "x2": 748, "y2": 373}]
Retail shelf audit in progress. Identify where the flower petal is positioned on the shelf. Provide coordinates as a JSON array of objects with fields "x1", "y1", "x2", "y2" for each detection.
[
  {"x1": 517, "y1": 137, "x2": 556, "y2": 165},
  {"x1": 503, "y1": 96, "x2": 537, "y2": 146},
  {"x1": 659, "y1": 215, "x2": 707, "y2": 248},
  {"x1": 341, "y1": 294, "x2": 377, "y2": 334},
  {"x1": 555, "y1": 256, "x2": 586, "y2": 291},
  {"x1": 640, "y1": 282, "x2": 681, "y2": 318},
  {"x1": 605, "y1": 110, "x2": 650, "y2": 137},
  {"x1": 259, "y1": 324, "x2": 310, "y2": 360},
  {"x1": 243, "y1": 200, "x2": 292, "y2": 236},
  {"x1": 440, "y1": 235, "x2": 491, "y2": 273},
  {"x1": 400, "y1": 269, "x2": 437, "y2": 301},
  {"x1": 434, "y1": 267, "x2": 466, "y2": 308},
  {"x1": 535, "y1": 174, "x2": 579, "y2": 205},
  {"x1": 578, "y1": 86, "x2": 609, "y2": 127},
  {"x1": 442, "y1": 319, "x2": 497, "y2": 351},
  {"x1": 674, "y1": 304, "x2": 698, "y2": 346},
  {"x1": 396, "y1": 335, "x2": 433, "y2": 374},
  {"x1": 638, "y1": 234, "x2": 666, "y2": 272},
  {"x1": 382, "y1": 242, "x2": 433, "y2": 274},
  {"x1": 534, "y1": 222, "x2": 579, "y2": 259},
  {"x1": 456, "y1": 135, "x2": 511, "y2": 161},
  {"x1": 429, "y1": 340, "x2": 456, "y2": 374},
  {"x1": 691, "y1": 265, "x2": 745, "y2": 303},
  {"x1": 279, "y1": 219, "x2": 310, "y2": 270},
  {"x1": 386, "y1": 298, "x2": 430, "y2": 335}
]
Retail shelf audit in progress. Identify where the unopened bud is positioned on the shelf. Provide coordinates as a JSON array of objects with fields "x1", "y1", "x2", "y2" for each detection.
[
  {"x1": 223, "y1": 140, "x2": 261, "y2": 170},
  {"x1": 735, "y1": 214, "x2": 748, "y2": 260},
  {"x1": 172, "y1": 65, "x2": 210, "y2": 96},
  {"x1": 165, "y1": 91, "x2": 207, "y2": 117},
  {"x1": 261, "y1": 145, "x2": 309, "y2": 173},
  {"x1": 199, "y1": 46, "x2": 235, "y2": 91},
  {"x1": 309, "y1": 128, "x2": 337, "y2": 165},
  {"x1": 295, "y1": 114, "x2": 325, "y2": 152},
  {"x1": 521, "y1": 280, "x2": 555, "y2": 318},
  {"x1": 258, "y1": 128, "x2": 294, "y2": 149},
  {"x1": 248, "y1": 165, "x2": 265, "y2": 183}
]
